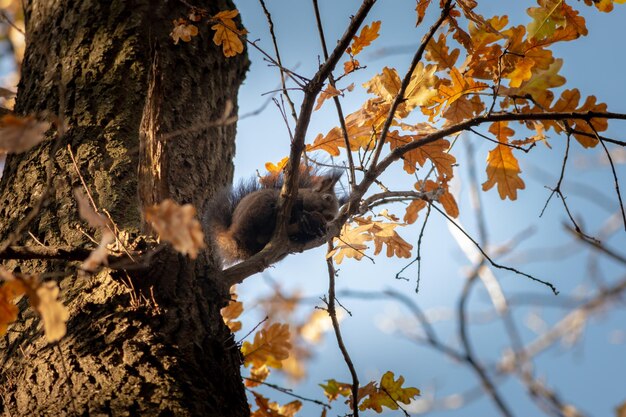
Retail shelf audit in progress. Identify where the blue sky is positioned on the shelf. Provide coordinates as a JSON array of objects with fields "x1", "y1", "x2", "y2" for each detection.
[{"x1": 232, "y1": 1, "x2": 626, "y2": 416}]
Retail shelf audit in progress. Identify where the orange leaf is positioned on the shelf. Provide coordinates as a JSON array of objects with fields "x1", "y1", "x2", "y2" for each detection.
[
  {"x1": 388, "y1": 135, "x2": 456, "y2": 178},
  {"x1": 0, "y1": 273, "x2": 26, "y2": 337},
  {"x1": 315, "y1": 85, "x2": 342, "y2": 111},
  {"x1": 348, "y1": 21, "x2": 381, "y2": 55},
  {"x1": 343, "y1": 59, "x2": 360, "y2": 74},
  {"x1": 211, "y1": 9, "x2": 246, "y2": 58},
  {"x1": 426, "y1": 33, "x2": 460, "y2": 69},
  {"x1": 415, "y1": 0, "x2": 432, "y2": 26},
  {"x1": 221, "y1": 289, "x2": 243, "y2": 333},
  {"x1": 482, "y1": 139, "x2": 525, "y2": 201},
  {"x1": 241, "y1": 323, "x2": 291, "y2": 368}
]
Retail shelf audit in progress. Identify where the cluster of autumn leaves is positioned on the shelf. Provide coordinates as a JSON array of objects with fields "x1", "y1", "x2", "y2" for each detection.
[{"x1": 221, "y1": 288, "x2": 420, "y2": 416}]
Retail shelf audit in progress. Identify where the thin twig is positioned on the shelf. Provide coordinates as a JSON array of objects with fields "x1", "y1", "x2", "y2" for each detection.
[
  {"x1": 326, "y1": 241, "x2": 360, "y2": 416},
  {"x1": 258, "y1": 0, "x2": 298, "y2": 123},
  {"x1": 311, "y1": 0, "x2": 356, "y2": 187},
  {"x1": 432, "y1": 203, "x2": 559, "y2": 294},
  {"x1": 243, "y1": 378, "x2": 330, "y2": 408}
]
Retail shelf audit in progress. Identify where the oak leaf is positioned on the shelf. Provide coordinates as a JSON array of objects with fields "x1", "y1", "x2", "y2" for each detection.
[
  {"x1": 314, "y1": 85, "x2": 342, "y2": 111},
  {"x1": 330, "y1": 222, "x2": 374, "y2": 264},
  {"x1": 320, "y1": 379, "x2": 352, "y2": 402},
  {"x1": 415, "y1": 0, "x2": 432, "y2": 26},
  {"x1": 426, "y1": 33, "x2": 460, "y2": 69},
  {"x1": 348, "y1": 21, "x2": 381, "y2": 56},
  {"x1": 482, "y1": 122, "x2": 525, "y2": 200},
  {"x1": 242, "y1": 323, "x2": 291, "y2": 368},
  {"x1": 359, "y1": 371, "x2": 420, "y2": 412},
  {"x1": 221, "y1": 288, "x2": 243, "y2": 333},
  {"x1": 145, "y1": 199, "x2": 206, "y2": 259},
  {"x1": 170, "y1": 18, "x2": 198, "y2": 44},
  {"x1": 250, "y1": 392, "x2": 302, "y2": 417},
  {"x1": 211, "y1": 9, "x2": 246, "y2": 58}
]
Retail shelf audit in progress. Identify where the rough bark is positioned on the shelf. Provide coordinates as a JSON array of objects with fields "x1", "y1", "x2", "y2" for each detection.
[{"x1": 0, "y1": 1, "x2": 249, "y2": 416}]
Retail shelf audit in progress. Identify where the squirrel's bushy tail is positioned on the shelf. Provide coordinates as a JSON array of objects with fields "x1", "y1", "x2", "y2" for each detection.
[{"x1": 206, "y1": 178, "x2": 262, "y2": 264}]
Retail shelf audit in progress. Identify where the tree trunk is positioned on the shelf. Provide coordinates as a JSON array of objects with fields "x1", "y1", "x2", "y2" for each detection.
[{"x1": 0, "y1": 1, "x2": 249, "y2": 416}]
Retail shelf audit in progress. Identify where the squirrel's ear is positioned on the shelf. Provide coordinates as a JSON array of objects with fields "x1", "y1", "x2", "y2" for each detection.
[{"x1": 313, "y1": 170, "x2": 342, "y2": 192}]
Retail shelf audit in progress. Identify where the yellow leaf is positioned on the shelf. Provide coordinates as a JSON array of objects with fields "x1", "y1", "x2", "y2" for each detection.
[
  {"x1": 170, "y1": 18, "x2": 198, "y2": 44},
  {"x1": 245, "y1": 365, "x2": 270, "y2": 388},
  {"x1": 0, "y1": 114, "x2": 50, "y2": 154},
  {"x1": 211, "y1": 9, "x2": 246, "y2": 58},
  {"x1": 360, "y1": 371, "x2": 420, "y2": 412},
  {"x1": 320, "y1": 379, "x2": 352, "y2": 402},
  {"x1": 330, "y1": 222, "x2": 374, "y2": 264},
  {"x1": 241, "y1": 323, "x2": 291, "y2": 368},
  {"x1": 371, "y1": 222, "x2": 413, "y2": 259},
  {"x1": 482, "y1": 126, "x2": 525, "y2": 201},
  {"x1": 348, "y1": 21, "x2": 381, "y2": 56},
  {"x1": 145, "y1": 199, "x2": 206, "y2": 259},
  {"x1": 300, "y1": 309, "x2": 333, "y2": 343}
]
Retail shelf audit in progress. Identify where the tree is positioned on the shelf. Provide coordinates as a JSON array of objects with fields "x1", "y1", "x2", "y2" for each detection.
[
  {"x1": 0, "y1": 1, "x2": 250, "y2": 415},
  {"x1": 1, "y1": 1, "x2": 625, "y2": 416}
]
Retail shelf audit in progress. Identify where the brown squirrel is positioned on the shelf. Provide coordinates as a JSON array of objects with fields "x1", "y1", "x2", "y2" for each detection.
[{"x1": 206, "y1": 168, "x2": 342, "y2": 264}]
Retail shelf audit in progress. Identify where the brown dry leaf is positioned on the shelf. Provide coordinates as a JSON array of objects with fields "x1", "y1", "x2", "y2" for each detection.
[
  {"x1": 30, "y1": 281, "x2": 70, "y2": 343},
  {"x1": 348, "y1": 20, "x2": 381, "y2": 56},
  {"x1": 415, "y1": 0, "x2": 432, "y2": 26},
  {"x1": 378, "y1": 209, "x2": 399, "y2": 222},
  {"x1": 170, "y1": 18, "x2": 199, "y2": 44},
  {"x1": 315, "y1": 85, "x2": 342, "y2": 111},
  {"x1": 241, "y1": 323, "x2": 291, "y2": 369},
  {"x1": 211, "y1": 9, "x2": 247, "y2": 58},
  {"x1": 250, "y1": 392, "x2": 302, "y2": 417},
  {"x1": 0, "y1": 114, "x2": 50, "y2": 154},
  {"x1": 388, "y1": 135, "x2": 456, "y2": 178},
  {"x1": 404, "y1": 199, "x2": 427, "y2": 224},
  {"x1": 343, "y1": 59, "x2": 360, "y2": 74},
  {"x1": 145, "y1": 199, "x2": 206, "y2": 259}
]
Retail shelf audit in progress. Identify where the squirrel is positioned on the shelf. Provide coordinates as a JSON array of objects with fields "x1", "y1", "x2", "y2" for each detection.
[{"x1": 206, "y1": 168, "x2": 343, "y2": 264}]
